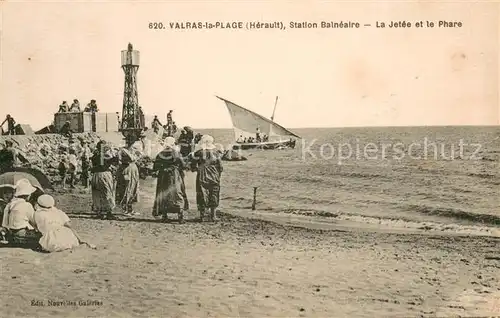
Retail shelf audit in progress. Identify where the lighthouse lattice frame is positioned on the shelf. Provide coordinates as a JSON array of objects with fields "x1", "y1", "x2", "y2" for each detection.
[{"x1": 120, "y1": 43, "x2": 143, "y2": 142}]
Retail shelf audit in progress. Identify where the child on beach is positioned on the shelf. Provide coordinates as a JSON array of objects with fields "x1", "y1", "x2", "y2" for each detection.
[{"x1": 34, "y1": 194, "x2": 95, "y2": 252}]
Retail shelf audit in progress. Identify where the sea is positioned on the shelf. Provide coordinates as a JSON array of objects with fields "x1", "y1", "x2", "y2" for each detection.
[{"x1": 190, "y1": 126, "x2": 500, "y2": 234}]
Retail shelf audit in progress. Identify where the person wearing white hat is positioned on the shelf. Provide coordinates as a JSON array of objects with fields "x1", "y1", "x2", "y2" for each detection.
[
  {"x1": 33, "y1": 194, "x2": 95, "y2": 252},
  {"x1": 152, "y1": 137, "x2": 188, "y2": 222},
  {"x1": 1, "y1": 179, "x2": 41, "y2": 247},
  {"x1": 190, "y1": 135, "x2": 223, "y2": 222}
]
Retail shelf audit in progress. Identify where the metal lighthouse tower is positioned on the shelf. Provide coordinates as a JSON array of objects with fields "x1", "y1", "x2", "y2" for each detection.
[{"x1": 120, "y1": 43, "x2": 143, "y2": 142}]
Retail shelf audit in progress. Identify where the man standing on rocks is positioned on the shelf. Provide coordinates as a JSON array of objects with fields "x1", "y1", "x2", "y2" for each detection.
[
  {"x1": 167, "y1": 110, "x2": 173, "y2": 136},
  {"x1": 152, "y1": 115, "x2": 162, "y2": 134},
  {"x1": 1, "y1": 115, "x2": 16, "y2": 135}
]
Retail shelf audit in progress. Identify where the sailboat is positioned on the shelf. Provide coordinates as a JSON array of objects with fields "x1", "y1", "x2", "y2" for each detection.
[{"x1": 216, "y1": 96, "x2": 301, "y2": 151}]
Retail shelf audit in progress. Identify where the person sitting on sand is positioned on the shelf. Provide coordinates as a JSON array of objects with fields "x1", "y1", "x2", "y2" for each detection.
[
  {"x1": 1, "y1": 179, "x2": 41, "y2": 247},
  {"x1": 236, "y1": 135, "x2": 244, "y2": 143},
  {"x1": 33, "y1": 194, "x2": 95, "y2": 252},
  {"x1": 190, "y1": 135, "x2": 223, "y2": 222}
]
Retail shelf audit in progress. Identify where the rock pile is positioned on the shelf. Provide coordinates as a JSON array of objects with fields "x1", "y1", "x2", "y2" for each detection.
[{"x1": 0, "y1": 133, "x2": 103, "y2": 181}]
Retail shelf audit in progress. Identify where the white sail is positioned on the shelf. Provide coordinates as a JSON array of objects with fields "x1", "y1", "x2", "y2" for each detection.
[{"x1": 217, "y1": 96, "x2": 301, "y2": 142}]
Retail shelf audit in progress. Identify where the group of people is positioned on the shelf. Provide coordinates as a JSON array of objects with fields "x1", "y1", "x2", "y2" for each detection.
[
  {"x1": 0, "y1": 179, "x2": 95, "y2": 253},
  {"x1": 235, "y1": 126, "x2": 269, "y2": 144},
  {"x1": 0, "y1": 133, "x2": 224, "y2": 253},
  {"x1": 236, "y1": 135, "x2": 269, "y2": 144},
  {"x1": 90, "y1": 133, "x2": 223, "y2": 222},
  {"x1": 152, "y1": 110, "x2": 178, "y2": 137},
  {"x1": 58, "y1": 99, "x2": 99, "y2": 113}
]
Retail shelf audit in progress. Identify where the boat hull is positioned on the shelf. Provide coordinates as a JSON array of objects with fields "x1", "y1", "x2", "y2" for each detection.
[{"x1": 232, "y1": 140, "x2": 296, "y2": 151}]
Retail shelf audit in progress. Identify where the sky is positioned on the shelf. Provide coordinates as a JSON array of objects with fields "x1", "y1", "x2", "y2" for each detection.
[{"x1": 0, "y1": 1, "x2": 498, "y2": 131}]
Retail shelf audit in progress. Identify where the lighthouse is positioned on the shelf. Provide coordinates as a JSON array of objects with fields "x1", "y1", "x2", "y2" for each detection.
[{"x1": 120, "y1": 43, "x2": 143, "y2": 142}]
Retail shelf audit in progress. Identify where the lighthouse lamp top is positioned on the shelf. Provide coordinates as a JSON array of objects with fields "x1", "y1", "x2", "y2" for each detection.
[{"x1": 121, "y1": 43, "x2": 140, "y2": 66}]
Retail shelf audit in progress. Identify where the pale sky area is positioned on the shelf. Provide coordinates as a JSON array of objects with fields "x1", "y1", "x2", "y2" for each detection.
[{"x1": 0, "y1": 1, "x2": 498, "y2": 130}]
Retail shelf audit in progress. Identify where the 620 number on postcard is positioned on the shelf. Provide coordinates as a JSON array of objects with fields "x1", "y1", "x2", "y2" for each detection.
[{"x1": 149, "y1": 22, "x2": 165, "y2": 29}]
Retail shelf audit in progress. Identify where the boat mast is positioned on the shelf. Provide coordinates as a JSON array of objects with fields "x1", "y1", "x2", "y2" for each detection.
[
  {"x1": 271, "y1": 96, "x2": 278, "y2": 121},
  {"x1": 270, "y1": 96, "x2": 278, "y2": 140}
]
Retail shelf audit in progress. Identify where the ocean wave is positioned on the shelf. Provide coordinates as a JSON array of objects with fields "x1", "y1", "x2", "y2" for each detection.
[{"x1": 402, "y1": 204, "x2": 500, "y2": 225}]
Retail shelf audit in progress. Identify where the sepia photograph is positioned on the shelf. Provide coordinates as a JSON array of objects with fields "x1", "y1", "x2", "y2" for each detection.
[{"x1": 0, "y1": 1, "x2": 499, "y2": 317}]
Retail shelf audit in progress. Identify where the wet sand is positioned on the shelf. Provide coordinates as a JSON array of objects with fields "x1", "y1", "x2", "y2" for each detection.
[{"x1": 1, "y1": 188, "x2": 499, "y2": 317}]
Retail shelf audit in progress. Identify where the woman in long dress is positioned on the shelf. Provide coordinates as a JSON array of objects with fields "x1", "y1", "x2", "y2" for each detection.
[
  {"x1": 190, "y1": 135, "x2": 223, "y2": 222},
  {"x1": 90, "y1": 140, "x2": 116, "y2": 220},
  {"x1": 115, "y1": 136, "x2": 140, "y2": 217},
  {"x1": 152, "y1": 137, "x2": 187, "y2": 222},
  {"x1": 33, "y1": 194, "x2": 95, "y2": 252}
]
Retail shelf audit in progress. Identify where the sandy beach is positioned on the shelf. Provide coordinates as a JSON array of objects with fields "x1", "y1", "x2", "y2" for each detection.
[{"x1": 2, "y1": 174, "x2": 499, "y2": 317}]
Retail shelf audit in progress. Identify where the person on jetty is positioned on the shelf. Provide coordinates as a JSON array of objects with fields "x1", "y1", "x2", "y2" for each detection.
[
  {"x1": 0, "y1": 140, "x2": 28, "y2": 173},
  {"x1": 59, "y1": 120, "x2": 73, "y2": 138},
  {"x1": 34, "y1": 194, "x2": 95, "y2": 252},
  {"x1": 152, "y1": 137, "x2": 188, "y2": 222},
  {"x1": 58, "y1": 101, "x2": 69, "y2": 113},
  {"x1": 90, "y1": 141, "x2": 116, "y2": 220},
  {"x1": 1, "y1": 179, "x2": 41, "y2": 247},
  {"x1": 115, "y1": 136, "x2": 140, "y2": 217},
  {"x1": 152, "y1": 115, "x2": 162, "y2": 134},
  {"x1": 1, "y1": 114, "x2": 16, "y2": 135},
  {"x1": 69, "y1": 99, "x2": 81, "y2": 112},
  {"x1": 84, "y1": 100, "x2": 99, "y2": 113},
  {"x1": 172, "y1": 122, "x2": 178, "y2": 135},
  {"x1": 190, "y1": 135, "x2": 223, "y2": 222}
]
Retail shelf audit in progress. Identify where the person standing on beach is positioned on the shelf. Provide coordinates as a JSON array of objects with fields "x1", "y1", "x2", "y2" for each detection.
[
  {"x1": 115, "y1": 136, "x2": 140, "y2": 217},
  {"x1": 190, "y1": 135, "x2": 223, "y2": 222},
  {"x1": 152, "y1": 137, "x2": 188, "y2": 222},
  {"x1": 90, "y1": 141, "x2": 116, "y2": 220}
]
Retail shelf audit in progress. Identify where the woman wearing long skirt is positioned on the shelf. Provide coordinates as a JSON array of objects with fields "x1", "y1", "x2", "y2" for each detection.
[
  {"x1": 115, "y1": 136, "x2": 140, "y2": 217},
  {"x1": 152, "y1": 137, "x2": 187, "y2": 222},
  {"x1": 90, "y1": 141, "x2": 116, "y2": 220},
  {"x1": 190, "y1": 135, "x2": 223, "y2": 222}
]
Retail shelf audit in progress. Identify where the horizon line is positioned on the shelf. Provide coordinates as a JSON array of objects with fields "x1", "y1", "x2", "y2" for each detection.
[{"x1": 192, "y1": 124, "x2": 500, "y2": 130}]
